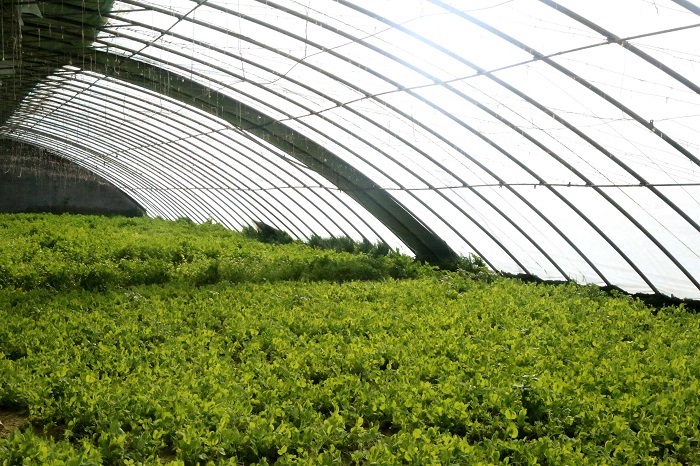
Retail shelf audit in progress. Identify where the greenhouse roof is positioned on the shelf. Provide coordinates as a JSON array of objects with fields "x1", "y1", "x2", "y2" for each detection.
[{"x1": 1, "y1": 0, "x2": 699, "y2": 299}]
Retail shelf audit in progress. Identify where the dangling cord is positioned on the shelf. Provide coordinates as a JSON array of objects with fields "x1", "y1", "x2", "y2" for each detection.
[{"x1": 1, "y1": 1, "x2": 5, "y2": 61}]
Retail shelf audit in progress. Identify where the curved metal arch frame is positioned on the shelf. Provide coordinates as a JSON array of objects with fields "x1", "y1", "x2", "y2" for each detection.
[
  {"x1": 20, "y1": 65, "x2": 394, "y2": 246},
  {"x1": 2, "y1": 121, "x2": 211, "y2": 222},
  {"x1": 205, "y1": 0, "x2": 700, "y2": 292},
  {"x1": 1, "y1": 129, "x2": 183, "y2": 220},
  {"x1": 92, "y1": 5, "x2": 565, "y2": 275},
  {"x1": 130, "y1": 0, "x2": 671, "y2": 286},
  {"x1": 12, "y1": 96, "x2": 297, "y2": 235},
  {"x1": 24, "y1": 6, "x2": 587, "y2": 276},
  {"x1": 531, "y1": 0, "x2": 700, "y2": 166},
  {"x1": 77, "y1": 50, "x2": 460, "y2": 265},
  {"x1": 419, "y1": 0, "x2": 700, "y2": 291},
  {"x1": 35, "y1": 78, "x2": 348, "y2": 240},
  {"x1": 42, "y1": 57, "x2": 453, "y2": 262},
  {"x1": 149, "y1": 0, "x2": 672, "y2": 285},
  {"x1": 90, "y1": 74, "x2": 391, "y2": 242},
  {"x1": 538, "y1": 1, "x2": 700, "y2": 95},
  {"x1": 105, "y1": 51, "x2": 519, "y2": 272},
  {"x1": 4, "y1": 0, "x2": 699, "y2": 295},
  {"x1": 172, "y1": 1, "x2": 573, "y2": 273},
  {"x1": 189, "y1": 125, "x2": 394, "y2": 244},
  {"x1": 432, "y1": 0, "x2": 700, "y2": 235},
  {"x1": 9, "y1": 6, "x2": 405, "y2": 248},
  {"x1": 219, "y1": 0, "x2": 620, "y2": 285},
  {"x1": 7, "y1": 117, "x2": 310, "y2": 235},
  {"x1": 6, "y1": 93, "x2": 165, "y2": 194},
  {"x1": 5, "y1": 84, "x2": 289, "y2": 228},
  {"x1": 25, "y1": 0, "x2": 694, "y2": 286},
  {"x1": 672, "y1": 0, "x2": 700, "y2": 15},
  {"x1": 328, "y1": 0, "x2": 699, "y2": 291},
  {"x1": 9, "y1": 76, "x2": 377, "y2": 243}
]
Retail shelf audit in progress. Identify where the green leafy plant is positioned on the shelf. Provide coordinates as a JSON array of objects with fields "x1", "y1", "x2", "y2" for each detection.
[
  {"x1": 241, "y1": 221, "x2": 294, "y2": 245},
  {"x1": 0, "y1": 214, "x2": 435, "y2": 291},
  {"x1": 1, "y1": 213, "x2": 699, "y2": 464}
]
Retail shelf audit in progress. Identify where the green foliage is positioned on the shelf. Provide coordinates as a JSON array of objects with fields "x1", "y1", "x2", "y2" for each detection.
[
  {"x1": 40, "y1": 1, "x2": 114, "y2": 28},
  {"x1": 0, "y1": 214, "x2": 699, "y2": 464},
  {"x1": 2, "y1": 278, "x2": 699, "y2": 464},
  {"x1": 307, "y1": 234, "x2": 392, "y2": 257},
  {"x1": 0, "y1": 214, "x2": 433, "y2": 291},
  {"x1": 241, "y1": 221, "x2": 294, "y2": 245},
  {"x1": 0, "y1": 429, "x2": 103, "y2": 465},
  {"x1": 452, "y1": 253, "x2": 492, "y2": 278},
  {"x1": 241, "y1": 225, "x2": 394, "y2": 258}
]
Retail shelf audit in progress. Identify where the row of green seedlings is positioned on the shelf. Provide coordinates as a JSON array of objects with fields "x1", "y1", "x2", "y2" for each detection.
[
  {"x1": 241, "y1": 221, "x2": 391, "y2": 256},
  {"x1": 241, "y1": 221, "x2": 488, "y2": 274}
]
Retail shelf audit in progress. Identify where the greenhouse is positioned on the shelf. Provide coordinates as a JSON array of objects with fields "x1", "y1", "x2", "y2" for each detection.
[
  {"x1": 4, "y1": 1, "x2": 700, "y2": 463},
  {"x1": 1, "y1": 0, "x2": 699, "y2": 299}
]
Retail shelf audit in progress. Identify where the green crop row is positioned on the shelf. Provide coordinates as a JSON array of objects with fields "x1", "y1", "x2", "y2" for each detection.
[
  {"x1": 0, "y1": 214, "x2": 437, "y2": 292},
  {"x1": 3, "y1": 279, "x2": 699, "y2": 464},
  {"x1": 1, "y1": 214, "x2": 699, "y2": 464}
]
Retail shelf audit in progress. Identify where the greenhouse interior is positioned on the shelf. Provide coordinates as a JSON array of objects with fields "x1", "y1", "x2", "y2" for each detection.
[
  {"x1": 4, "y1": 1, "x2": 700, "y2": 463},
  {"x1": 1, "y1": 0, "x2": 699, "y2": 300}
]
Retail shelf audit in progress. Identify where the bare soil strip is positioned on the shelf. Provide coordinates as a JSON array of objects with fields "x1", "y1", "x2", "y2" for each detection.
[{"x1": 0, "y1": 410, "x2": 30, "y2": 438}]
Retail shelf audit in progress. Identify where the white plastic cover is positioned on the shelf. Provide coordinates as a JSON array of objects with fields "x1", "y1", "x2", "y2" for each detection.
[{"x1": 2, "y1": 0, "x2": 699, "y2": 298}]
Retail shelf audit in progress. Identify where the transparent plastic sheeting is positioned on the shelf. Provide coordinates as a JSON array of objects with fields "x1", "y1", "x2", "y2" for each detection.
[
  {"x1": 1, "y1": 70, "x2": 405, "y2": 250},
  {"x1": 2, "y1": 0, "x2": 699, "y2": 299}
]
